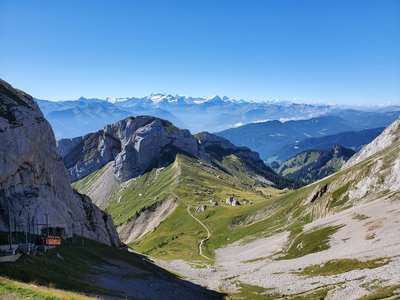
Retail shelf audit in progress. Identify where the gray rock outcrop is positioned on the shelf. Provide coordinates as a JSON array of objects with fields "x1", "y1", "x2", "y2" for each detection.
[
  {"x1": 209, "y1": 199, "x2": 218, "y2": 207},
  {"x1": 58, "y1": 116, "x2": 209, "y2": 182},
  {"x1": 0, "y1": 79, "x2": 121, "y2": 246},
  {"x1": 226, "y1": 196, "x2": 240, "y2": 206},
  {"x1": 342, "y1": 118, "x2": 400, "y2": 169},
  {"x1": 195, "y1": 204, "x2": 207, "y2": 213}
]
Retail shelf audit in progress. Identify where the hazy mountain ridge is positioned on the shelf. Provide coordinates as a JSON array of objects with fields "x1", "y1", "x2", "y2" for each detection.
[
  {"x1": 217, "y1": 113, "x2": 400, "y2": 161},
  {"x1": 275, "y1": 127, "x2": 384, "y2": 161},
  {"x1": 36, "y1": 95, "x2": 400, "y2": 141},
  {"x1": 35, "y1": 95, "x2": 335, "y2": 139}
]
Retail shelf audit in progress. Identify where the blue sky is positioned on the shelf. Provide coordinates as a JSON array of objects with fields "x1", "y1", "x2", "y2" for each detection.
[{"x1": 0, "y1": 0, "x2": 399, "y2": 104}]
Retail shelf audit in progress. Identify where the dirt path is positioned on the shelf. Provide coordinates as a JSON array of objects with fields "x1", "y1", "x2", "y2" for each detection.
[
  {"x1": 185, "y1": 204, "x2": 212, "y2": 260},
  {"x1": 171, "y1": 193, "x2": 212, "y2": 260}
]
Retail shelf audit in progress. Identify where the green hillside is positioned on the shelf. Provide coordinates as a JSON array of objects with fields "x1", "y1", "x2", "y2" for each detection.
[
  {"x1": 72, "y1": 141, "x2": 387, "y2": 264},
  {"x1": 0, "y1": 237, "x2": 222, "y2": 299},
  {"x1": 74, "y1": 154, "x2": 286, "y2": 262},
  {"x1": 275, "y1": 145, "x2": 355, "y2": 184}
]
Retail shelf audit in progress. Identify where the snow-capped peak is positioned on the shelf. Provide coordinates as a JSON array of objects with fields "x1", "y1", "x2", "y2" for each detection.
[{"x1": 106, "y1": 97, "x2": 130, "y2": 104}]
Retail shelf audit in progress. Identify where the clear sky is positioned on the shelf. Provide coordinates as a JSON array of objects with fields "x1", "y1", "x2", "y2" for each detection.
[{"x1": 0, "y1": 0, "x2": 399, "y2": 104}]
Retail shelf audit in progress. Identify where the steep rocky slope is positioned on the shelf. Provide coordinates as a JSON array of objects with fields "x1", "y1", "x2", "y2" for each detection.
[
  {"x1": 0, "y1": 79, "x2": 120, "y2": 246},
  {"x1": 275, "y1": 145, "x2": 355, "y2": 184},
  {"x1": 343, "y1": 117, "x2": 400, "y2": 169}
]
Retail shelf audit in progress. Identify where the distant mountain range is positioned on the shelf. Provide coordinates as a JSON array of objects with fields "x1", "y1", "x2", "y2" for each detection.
[
  {"x1": 34, "y1": 94, "x2": 365, "y2": 139},
  {"x1": 217, "y1": 112, "x2": 400, "y2": 161},
  {"x1": 275, "y1": 127, "x2": 384, "y2": 162}
]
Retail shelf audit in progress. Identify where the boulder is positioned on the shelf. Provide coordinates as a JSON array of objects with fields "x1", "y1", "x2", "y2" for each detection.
[
  {"x1": 226, "y1": 196, "x2": 240, "y2": 206},
  {"x1": 195, "y1": 204, "x2": 207, "y2": 213},
  {"x1": 209, "y1": 199, "x2": 218, "y2": 207}
]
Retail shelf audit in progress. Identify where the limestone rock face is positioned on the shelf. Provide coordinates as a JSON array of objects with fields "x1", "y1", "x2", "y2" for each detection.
[
  {"x1": 0, "y1": 79, "x2": 120, "y2": 246},
  {"x1": 343, "y1": 118, "x2": 400, "y2": 169},
  {"x1": 58, "y1": 116, "x2": 209, "y2": 182}
]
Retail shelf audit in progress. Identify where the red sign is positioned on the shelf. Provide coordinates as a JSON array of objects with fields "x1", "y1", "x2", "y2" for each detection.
[{"x1": 41, "y1": 236, "x2": 61, "y2": 246}]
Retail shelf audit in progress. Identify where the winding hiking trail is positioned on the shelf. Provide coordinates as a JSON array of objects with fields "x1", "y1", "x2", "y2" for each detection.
[
  {"x1": 171, "y1": 192, "x2": 212, "y2": 260},
  {"x1": 185, "y1": 204, "x2": 212, "y2": 260},
  {"x1": 170, "y1": 164, "x2": 212, "y2": 260}
]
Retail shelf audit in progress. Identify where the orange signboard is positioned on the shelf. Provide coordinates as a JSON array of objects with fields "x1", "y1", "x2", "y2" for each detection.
[{"x1": 40, "y1": 236, "x2": 61, "y2": 246}]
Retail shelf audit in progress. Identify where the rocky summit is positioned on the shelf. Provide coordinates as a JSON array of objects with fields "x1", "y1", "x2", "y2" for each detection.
[
  {"x1": 57, "y1": 116, "x2": 209, "y2": 182},
  {"x1": 0, "y1": 79, "x2": 121, "y2": 246},
  {"x1": 58, "y1": 116, "x2": 293, "y2": 188}
]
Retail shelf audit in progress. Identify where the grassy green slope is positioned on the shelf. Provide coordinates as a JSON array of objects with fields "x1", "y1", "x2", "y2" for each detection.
[
  {"x1": 127, "y1": 154, "x2": 353, "y2": 262},
  {"x1": 144, "y1": 140, "x2": 398, "y2": 263},
  {"x1": 0, "y1": 277, "x2": 95, "y2": 300},
  {"x1": 276, "y1": 146, "x2": 354, "y2": 185},
  {"x1": 107, "y1": 163, "x2": 178, "y2": 227},
  {"x1": 0, "y1": 237, "x2": 222, "y2": 299},
  {"x1": 74, "y1": 154, "x2": 287, "y2": 262},
  {"x1": 132, "y1": 155, "x2": 282, "y2": 261},
  {"x1": 278, "y1": 151, "x2": 321, "y2": 176},
  {"x1": 74, "y1": 136, "x2": 398, "y2": 265}
]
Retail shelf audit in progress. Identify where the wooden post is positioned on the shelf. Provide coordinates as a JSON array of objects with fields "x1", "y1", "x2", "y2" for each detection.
[
  {"x1": 7, "y1": 198, "x2": 12, "y2": 250},
  {"x1": 14, "y1": 217, "x2": 17, "y2": 244},
  {"x1": 81, "y1": 224, "x2": 84, "y2": 247},
  {"x1": 45, "y1": 214, "x2": 49, "y2": 251},
  {"x1": 32, "y1": 219, "x2": 34, "y2": 244},
  {"x1": 27, "y1": 212, "x2": 30, "y2": 244}
]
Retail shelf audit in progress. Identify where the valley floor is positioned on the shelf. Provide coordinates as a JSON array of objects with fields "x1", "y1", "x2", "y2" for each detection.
[{"x1": 156, "y1": 195, "x2": 400, "y2": 299}]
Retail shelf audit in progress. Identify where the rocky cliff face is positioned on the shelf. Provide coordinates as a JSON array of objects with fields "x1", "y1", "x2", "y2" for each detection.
[
  {"x1": 58, "y1": 117, "x2": 291, "y2": 187},
  {"x1": 342, "y1": 118, "x2": 400, "y2": 169},
  {"x1": 304, "y1": 118, "x2": 400, "y2": 219},
  {"x1": 0, "y1": 79, "x2": 120, "y2": 246},
  {"x1": 58, "y1": 116, "x2": 209, "y2": 182}
]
